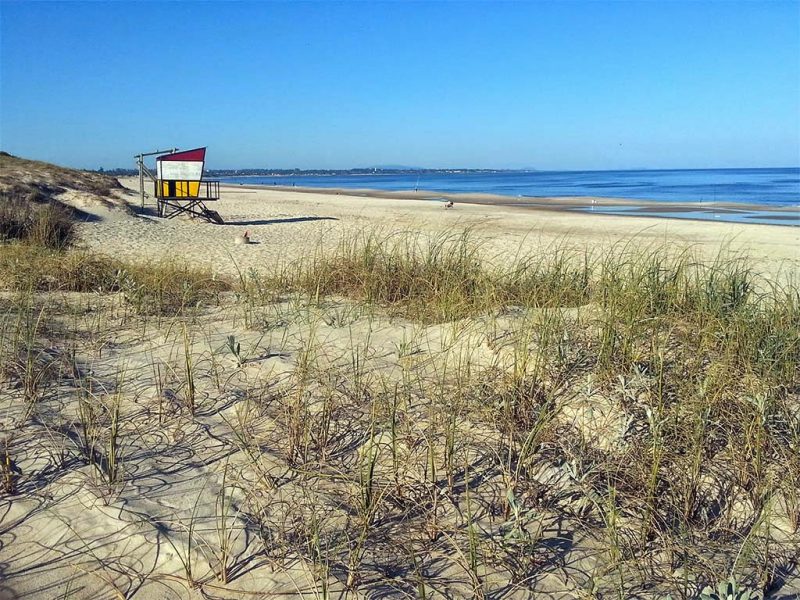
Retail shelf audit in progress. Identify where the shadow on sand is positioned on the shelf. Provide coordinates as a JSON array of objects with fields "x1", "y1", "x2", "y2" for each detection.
[
  {"x1": 224, "y1": 216, "x2": 339, "y2": 226},
  {"x1": 67, "y1": 206, "x2": 104, "y2": 223}
]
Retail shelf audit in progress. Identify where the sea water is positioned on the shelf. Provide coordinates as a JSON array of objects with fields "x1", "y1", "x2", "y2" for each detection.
[
  {"x1": 222, "y1": 168, "x2": 799, "y2": 206},
  {"x1": 221, "y1": 168, "x2": 800, "y2": 226}
]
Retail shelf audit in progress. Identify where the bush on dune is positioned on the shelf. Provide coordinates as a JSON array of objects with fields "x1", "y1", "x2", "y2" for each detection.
[
  {"x1": 0, "y1": 182, "x2": 229, "y2": 313},
  {"x1": 0, "y1": 190, "x2": 76, "y2": 250}
]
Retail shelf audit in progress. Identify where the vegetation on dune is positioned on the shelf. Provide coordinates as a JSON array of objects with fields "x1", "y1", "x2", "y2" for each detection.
[
  {"x1": 1, "y1": 211, "x2": 798, "y2": 597},
  {"x1": 0, "y1": 243, "x2": 229, "y2": 315},
  {"x1": 0, "y1": 167, "x2": 229, "y2": 313},
  {"x1": 0, "y1": 151, "x2": 124, "y2": 199},
  {"x1": 0, "y1": 153, "x2": 130, "y2": 254},
  {"x1": 0, "y1": 188, "x2": 78, "y2": 249},
  {"x1": 272, "y1": 229, "x2": 798, "y2": 384}
]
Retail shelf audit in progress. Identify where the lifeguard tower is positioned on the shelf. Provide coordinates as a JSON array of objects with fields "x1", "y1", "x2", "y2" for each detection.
[{"x1": 135, "y1": 147, "x2": 224, "y2": 223}]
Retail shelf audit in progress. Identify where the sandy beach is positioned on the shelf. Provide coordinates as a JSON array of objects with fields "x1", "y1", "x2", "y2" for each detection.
[
  {"x1": 2, "y1": 166, "x2": 799, "y2": 599},
  {"x1": 79, "y1": 177, "x2": 799, "y2": 281},
  {"x1": 3, "y1": 0, "x2": 798, "y2": 595}
]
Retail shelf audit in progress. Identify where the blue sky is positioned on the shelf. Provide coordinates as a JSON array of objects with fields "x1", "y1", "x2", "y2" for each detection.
[{"x1": 1, "y1": 1, "x2": 798, "y2": 170}]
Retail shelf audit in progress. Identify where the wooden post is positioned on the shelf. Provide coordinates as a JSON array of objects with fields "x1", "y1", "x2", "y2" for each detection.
[
  {"x1": 134, "y1": 148, "x2": 178, "y2": 211},
  {"x1": 137, "y1": 154, "x2": 145, "y2": 209}
]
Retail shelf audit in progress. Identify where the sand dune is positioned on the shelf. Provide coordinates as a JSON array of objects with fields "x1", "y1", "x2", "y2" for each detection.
[{"x1": 2, "y1": 173, "x2": 798, "y2": 599}]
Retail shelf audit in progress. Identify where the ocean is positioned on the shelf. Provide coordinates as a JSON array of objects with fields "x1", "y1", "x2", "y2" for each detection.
[
  {"x1": 222, "y1": 168, "x2": 799, "y2": 206},
  {"x1": 220, "y1": 168, "x2": 800, "y2": 226}
]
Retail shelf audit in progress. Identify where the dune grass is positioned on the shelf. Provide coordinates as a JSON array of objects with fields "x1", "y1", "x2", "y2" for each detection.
[
  {"x1": 0, "y1": 189, "x2": 77, "y2": 250},
  {"x1": 0, "y1": 242, "x2": 230, "y2": 315},
  {"x1": 262, "y1": 229, "x2": 797, "y2": 385},
  {"x1": 1, "y1": 228, "x2": 797, "y2": 598}
]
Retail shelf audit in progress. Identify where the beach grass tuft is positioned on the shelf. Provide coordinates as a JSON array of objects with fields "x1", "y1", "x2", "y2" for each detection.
[
  {"x1": 1, "y1": 226, "x2": 797, "y2": 598},
  {"x1": 0, "y1": 190, "x2": 77, "y2": 250}
]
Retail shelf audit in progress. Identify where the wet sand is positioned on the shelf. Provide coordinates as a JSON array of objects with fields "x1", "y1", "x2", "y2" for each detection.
[{"x1": 236, "y1": 183, "x2": 798, "y2": 217}]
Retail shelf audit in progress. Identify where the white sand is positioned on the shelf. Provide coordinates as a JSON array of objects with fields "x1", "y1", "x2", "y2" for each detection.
[
  {"x1": 70, "y1": 177, "x2": 799, "y2": 281},
  {"x1": 2, "y1": 177, "x2": 798, "y2": 599}
]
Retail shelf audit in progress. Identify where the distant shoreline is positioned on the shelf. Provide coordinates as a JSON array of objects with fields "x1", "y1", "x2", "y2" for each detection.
[
  {"x1": 99, "y1": 166, "x2": 800, "y2": 178},
  {"x1": 226, "y1": 182, "x2": 800, "y2": 227}
]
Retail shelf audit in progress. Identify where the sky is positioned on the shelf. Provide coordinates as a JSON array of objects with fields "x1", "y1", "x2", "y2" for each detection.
[{"x1": 1, "y1": 1, "x2": 799, "y2": 171}]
